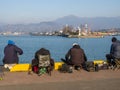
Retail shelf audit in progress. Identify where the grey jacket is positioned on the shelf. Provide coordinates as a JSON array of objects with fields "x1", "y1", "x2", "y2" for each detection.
[{"x1": 111, "y1": 40, "x2": 120, "y2": 58}]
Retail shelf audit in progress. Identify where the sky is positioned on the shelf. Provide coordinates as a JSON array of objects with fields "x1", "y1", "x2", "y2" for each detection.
[{"x1": 0, "y1": 0, "x2": 120, "y2": 24}]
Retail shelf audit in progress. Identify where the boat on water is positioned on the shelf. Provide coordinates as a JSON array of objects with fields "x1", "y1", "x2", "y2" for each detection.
[{"x1": 58, "y1": 34, "x2": 69, "y2": 37}]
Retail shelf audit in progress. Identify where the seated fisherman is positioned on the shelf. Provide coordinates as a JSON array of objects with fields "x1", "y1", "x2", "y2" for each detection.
[
  {"x1": 62, "y1": 43, "x2": 87, "y2": 70},
  {"x1": 106, "y1": 37, "x2": 120, "y2": 68},
  {"x1": 3, "y1": 40, "x2": 23, "y2": 69}
]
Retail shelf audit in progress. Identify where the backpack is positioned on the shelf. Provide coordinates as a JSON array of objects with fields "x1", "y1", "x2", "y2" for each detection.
[
  {"x1": 85, "y1": 61, "x2": 96, "y2": 72},
  {"x1": 59, "y1": 63, "x2": 73, "y2": 73},
  {"x1": 38, "y1": 55, "x2": 50, "y2": 67}
]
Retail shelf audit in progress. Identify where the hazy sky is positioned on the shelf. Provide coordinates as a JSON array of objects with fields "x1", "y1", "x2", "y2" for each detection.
[{"x1": 0, "y1": 0, "x2": 120, "y2": 24}]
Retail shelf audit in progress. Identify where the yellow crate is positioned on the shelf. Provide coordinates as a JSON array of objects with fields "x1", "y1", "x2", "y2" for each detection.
[
  {"x1": 10, "y1": 62, "x2": 64, "y2": 72},
  {"x1": 10, "y1": 64, "x2": 31, "y2": 72}
]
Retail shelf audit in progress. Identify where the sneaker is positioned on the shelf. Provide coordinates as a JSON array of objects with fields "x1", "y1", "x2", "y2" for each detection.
[
  {"x1": 108, "y1": 65, "x2": 113, "y2": 69},
  {"x1": 111, "y1": 65, "x2": 114, "y2": 69},
  {"x1": 68, "y1": 66, "x2": 73, "y2": 73},
  {"x1": 77, "y1": 67, "x2": 80, "y2": 70}
]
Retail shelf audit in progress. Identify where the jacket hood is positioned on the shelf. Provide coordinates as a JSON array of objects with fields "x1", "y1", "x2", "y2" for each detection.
[{"x1": 8, "y1": 40, "x2": 15, "y2": 45}]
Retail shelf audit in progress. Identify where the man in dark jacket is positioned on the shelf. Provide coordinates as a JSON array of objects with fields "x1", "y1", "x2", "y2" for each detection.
[
  {"x1": 62, "y1": 43, "x2": 87, "y2": 70},
  {"x1": 3, "y1": 40, "x2": 23, "y2": 64},
  {"x1": 106, "y1": 37, "x2": 120, "y2": 67}
]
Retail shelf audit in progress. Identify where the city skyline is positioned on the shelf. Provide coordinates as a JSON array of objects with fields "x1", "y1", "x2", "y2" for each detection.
[{"x1": 0, "y1": 0, "x2": 120, "y2": 24}]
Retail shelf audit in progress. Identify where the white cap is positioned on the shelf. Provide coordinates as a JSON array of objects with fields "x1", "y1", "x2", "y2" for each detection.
[{"x1": 73, "y1": 43, "x2": 78, "y2": 46}]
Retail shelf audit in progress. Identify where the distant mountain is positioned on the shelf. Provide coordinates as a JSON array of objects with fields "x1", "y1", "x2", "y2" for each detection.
[
  {"x1": 0, "y1": 15, "x2": 120, "y2": 32},
  {"x1": 55, "y1": 15, "x2": 120, "y2": 30},
  {"x1": 0, "y1": 22, "x2": 61, "y2": 32}
]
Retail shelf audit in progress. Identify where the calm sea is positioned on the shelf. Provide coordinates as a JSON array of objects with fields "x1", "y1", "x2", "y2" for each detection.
[{"x1": 0, "y1": 35, "x2": 120, "y2": 64}]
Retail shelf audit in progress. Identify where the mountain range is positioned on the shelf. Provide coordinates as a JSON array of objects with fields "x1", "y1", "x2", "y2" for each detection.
[{"x1": 0, "y1": 15, "x2": 120, "y2": 32}]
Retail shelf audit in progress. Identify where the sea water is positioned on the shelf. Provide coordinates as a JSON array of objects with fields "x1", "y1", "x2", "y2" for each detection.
[{"x1": 0, "y1": 35, "x2": 120, "y2": 64}]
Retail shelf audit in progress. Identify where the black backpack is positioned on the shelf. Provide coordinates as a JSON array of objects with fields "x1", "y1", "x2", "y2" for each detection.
[
  {"x1": 85, "y1": 61, "x2": 97, "y2": 72},
  {"x1": 59, "y1": 63, "x2": 73, "y2": 73}
]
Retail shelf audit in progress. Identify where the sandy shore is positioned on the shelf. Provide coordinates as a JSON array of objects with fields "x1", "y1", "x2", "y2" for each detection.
[{"x1": 0, "y1": 69, "x2": 120, "y2": 90}]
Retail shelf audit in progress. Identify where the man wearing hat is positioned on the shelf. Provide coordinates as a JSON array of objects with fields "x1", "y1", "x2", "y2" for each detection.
[
  {"x1": 106, "y1": 37, "x2": 120, "y2": 68},
  {"x1": 62, "y1": 43, "x2": 87, "y2": 70},
  {"x1": 3, "y1": 40, "x2": 23, "y2": 69}
]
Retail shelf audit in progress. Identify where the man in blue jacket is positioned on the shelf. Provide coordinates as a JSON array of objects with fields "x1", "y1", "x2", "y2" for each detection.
[
  {"x1": 106, "y1": 37, "x2": 120, "y2": 67},
  {"x1": 3, "y1": 40, "x2": 23, "y2": 65}
]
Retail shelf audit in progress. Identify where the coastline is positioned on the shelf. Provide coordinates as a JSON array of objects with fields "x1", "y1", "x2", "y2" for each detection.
[{"x1": 68, "y1": 35, "x2": 104, "y2": 38}]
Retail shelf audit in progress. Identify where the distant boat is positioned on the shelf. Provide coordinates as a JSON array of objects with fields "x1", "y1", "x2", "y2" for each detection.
[
  {"x1": 58, "y1": 34, "x2": 69, "y2": 37},
  {"x1": 111, "y1": 33, "x2": 120, "y2": 36},
  {"x1": 29, "y1": 32, "x2": 45, "y2": 36}
]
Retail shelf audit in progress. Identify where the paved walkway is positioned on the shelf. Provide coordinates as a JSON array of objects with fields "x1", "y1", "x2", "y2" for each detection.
[{"x1": 0, "y1": 69, "x2": 120, "y2": 90}]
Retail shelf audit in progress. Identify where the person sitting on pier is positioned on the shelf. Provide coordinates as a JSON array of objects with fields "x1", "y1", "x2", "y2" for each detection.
[
  {"x1": 62, "y1": 43, "x2": 87, "y2": 71},
  {"x1": 3, "y1": 40, "x2": 23, "y2": 69},
  {"x1": 106, "y1": 37, "x2": 120, "y2": 68}
]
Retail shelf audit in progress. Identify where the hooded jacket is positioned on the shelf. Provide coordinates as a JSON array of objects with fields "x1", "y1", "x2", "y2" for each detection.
[
  {"x1": 65, "y1": 45, "x2": 87, "y2": 66},
  {"x1": 3, "y1": 40, "x2": 23, "y2": 64},
  {"x1": 111, "y1": 40, "x2": 120, "y2": 58}
]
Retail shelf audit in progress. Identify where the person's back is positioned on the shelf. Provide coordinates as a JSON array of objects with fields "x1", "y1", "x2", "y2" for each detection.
[
  {"x1": 65, "y1": 43, "x2": 86, "y2": 67},
  {"x1": 113, "y1": 40, "x2": 120, "y2": 59},
  {"x1": 3, "y1": 40, "x2": 23, "y2": 64},
  {"x1": 69, "y1": 45, "x2": 85, "y2": 66},
  {"x1": 106, "y1": 37, "x2": 120, "y2": 67}
]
